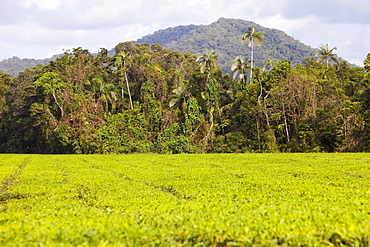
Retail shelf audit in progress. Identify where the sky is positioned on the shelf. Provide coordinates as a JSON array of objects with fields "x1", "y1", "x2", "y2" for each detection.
[{"x1": 1, "y1": 0, "x2": 369, "y2": 66}]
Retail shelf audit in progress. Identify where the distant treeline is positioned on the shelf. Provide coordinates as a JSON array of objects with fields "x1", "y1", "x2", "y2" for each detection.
[{"x1": 0, "y1": 42, "x2": 369, "y2": 153}]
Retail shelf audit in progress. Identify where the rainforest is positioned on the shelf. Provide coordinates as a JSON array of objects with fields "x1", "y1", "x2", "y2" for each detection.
[{"x1": 0, "y1": 37, "x2": 370, "y2": 154}]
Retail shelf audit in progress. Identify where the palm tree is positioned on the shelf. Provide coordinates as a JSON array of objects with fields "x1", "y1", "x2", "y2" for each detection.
[
  {"x1": 262, "y1": 60, "x2": 275, "y2": 72},
  {"x1": 196, "y1": 50, "x2": 218, "y2": 81},
  {"x1": 91, "y1": 75, "x2": 117, "y2": 112},
  {"x1": 169, "y1": 82, "x2": 188, "y2": 108},
  {"x1": 242, "y1": 26, "x2": 264, "y2": 81},
  {"x1": 231, "y1": 56, "x2": 251, "y2": 86},
  {"x1": 115, "y1": 51, "x2": 134, "y2": 110},
  {"x1": 315, "y1": 44, "x2": 339, "y2": 67}
]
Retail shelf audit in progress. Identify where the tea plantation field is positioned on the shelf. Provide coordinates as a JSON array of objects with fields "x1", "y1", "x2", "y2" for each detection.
[{"x1": 0, "y1": 153, "x2": 369, "y2": 246}]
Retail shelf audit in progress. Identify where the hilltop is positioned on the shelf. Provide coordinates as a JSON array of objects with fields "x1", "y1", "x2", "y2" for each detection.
[{"x1": 136, "y1": 17, "x2": 317, "y2": 73}]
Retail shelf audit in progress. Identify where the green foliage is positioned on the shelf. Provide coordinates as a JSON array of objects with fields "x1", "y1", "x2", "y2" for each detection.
[
  {"x1": 0, "y1": 41, "x2": 369, "y2": 154},
  {"x1": 0, "y1": 154, "x2": 369, "y2": 245},
  {"x1": 365, "y1": 53, "x2": 370, "y2": 72},
  {"x1": 231, "y1": 56, "x2": 250, "y2": 86},
  {"x1": 214, "y1": 132, "x2": 248, "y2": 152},
  {"x1": 90, "y1": 75, "x2": 117, "y2": 112},
  {"x1": 140, "y1": 80, "x2": 162, "y2": 134},
  {"x1": 315, "y1": 44, "x2": 339, "y2": 66},
  {"x1": 196, "y1": 50, "x2": 218, "y2": 74},
  {"x1": 98, "y1": 109, "x2": 149, "y2": 154},
  {"x1": 242, "y1": 26, "x2": 264, "y2": 46},
  {"x1": 0, "y1": 72, "x2": 11, "y2": 114},
  {"x1": 186, "y1": 97, "x2": 201, "y2": 126},
  {"x1": 262, "y1": 127, "x2": 279, "y2": 152},
  {"x1": 136, "y1": 24, "x2": 198, "y2": 45},
  {"x1": 155, "y1": 123, "x2": 190, "y2": 154},
  {"x1": 34, "y1": 72, "x2": 65, "y2": 93},
  {"x1": 34, "y1": 72, "x2": 67, "y2": 117}
]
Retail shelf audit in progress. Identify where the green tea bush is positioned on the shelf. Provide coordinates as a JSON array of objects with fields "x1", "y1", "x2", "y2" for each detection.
[{"x1": 0, "y1": 153, "x2": 369, "y2": 246}]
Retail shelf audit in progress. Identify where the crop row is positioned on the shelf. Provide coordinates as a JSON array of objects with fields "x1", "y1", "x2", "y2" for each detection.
[{"x1": 0, "y1": 153, "x2": 369, "y2": 246}]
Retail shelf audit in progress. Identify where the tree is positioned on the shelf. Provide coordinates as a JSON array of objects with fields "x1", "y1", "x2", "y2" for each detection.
[
  {"x1": 196, "y1": 50, "x2": 218, "y2": 81},
  {"x1": 169, "y1": 82, "x2": 188, "y2": 109},
  {"x1": 0, "y1": 72, "x2": 12, "y2": 115},
  {"x1": 315, "y1": 44, "x2": 339, "y2": 67},
  {"x1": 98, "y1": 109, "x2": 149, "y2": 154},
  {"x1": 90, "y1": 75, "x2": 117, "y2": 112},
  {"x1": 231, "y1": 56, "x2": 250, "y2": 87},
  {"x1": 242, "y1": 26, "x2": 264, "y2": 81},
  {"x1": 262, "y1": 60, "x2": 275, "y2": 72},
  {"x1": 115, "y1": 51, "x2": 134, "y2": 110},
  {"x1": 364, "y1": 53, "x2": 370, "y2": 72},
  {"x1": 34, "y1": 72, "x2": 66, "y2": 118},
  {"x1": 196, "y1": 51, "x2": 220, "y2": 149}
]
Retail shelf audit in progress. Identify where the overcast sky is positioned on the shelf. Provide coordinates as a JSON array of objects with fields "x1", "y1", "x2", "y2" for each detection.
[{"x1": 1, "y1": 0, "x2": 369, "y2": 65}]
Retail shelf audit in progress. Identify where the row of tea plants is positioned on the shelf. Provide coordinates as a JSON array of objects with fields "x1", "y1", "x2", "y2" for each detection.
[{"x1": 0, "y1": 153, "x2": 369, "y2": 246}]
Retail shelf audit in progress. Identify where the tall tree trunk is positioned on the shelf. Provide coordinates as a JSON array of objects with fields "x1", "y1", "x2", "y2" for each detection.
[
  {"x1": 125, "y1": 70, "x2": 134, "y2": 110},
  {"x1": 256, "y1": 118, "x2": 261, "y2": 151},
  {"x1": 282, "y1": 103, "x2": 290, "y2": 143},
  {"x1": 205, "y1": 108, "x2": 214, "y2": 147},
  {"x1": 250, "y1": 44, "x2": 254, "y2": 83},
  {"x1": 52, "y1": 93, "x2": 64, "y2": 118}
]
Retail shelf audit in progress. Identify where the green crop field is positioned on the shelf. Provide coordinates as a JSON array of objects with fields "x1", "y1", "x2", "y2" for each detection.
[{"x1": 0, "y1": 153, "x2": 369, "y2": 246}]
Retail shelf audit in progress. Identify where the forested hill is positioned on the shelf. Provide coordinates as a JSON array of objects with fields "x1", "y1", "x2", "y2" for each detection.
[
  {"x1": 0, "y1": 57, "x2": 52, "y2": 77},
  {"x1": 135, "y1": 17, "x2": 317, "y2": 73},
  {"x1": 0, "y1": 55, "x2": 63, "y2": 77},
  {"x1": 136, "y1": 24, "x2": 198, "y2": 46}
]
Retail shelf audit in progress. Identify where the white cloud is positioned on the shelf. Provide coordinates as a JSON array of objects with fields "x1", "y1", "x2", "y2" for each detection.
[
  {"x1": 20, "y1": 0, "x2": 60, "y2": 10},
  {"x1": 256, "y1": 14, "x2": 316, "y2": 35}
]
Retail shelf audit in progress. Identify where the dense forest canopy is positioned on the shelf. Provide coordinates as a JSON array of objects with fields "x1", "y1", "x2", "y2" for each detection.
[{"x1": 0, "y1": 39, "x2": 369, "y2": 154}]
